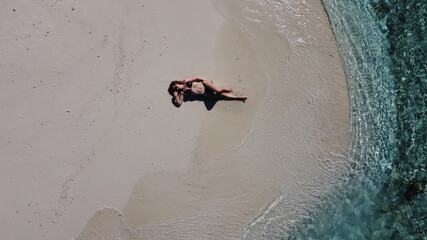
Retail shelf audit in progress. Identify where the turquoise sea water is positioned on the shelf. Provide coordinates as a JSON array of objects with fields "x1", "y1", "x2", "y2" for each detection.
[{"x1": 287, "y1": 0, "x2": 426, "y2": 239}]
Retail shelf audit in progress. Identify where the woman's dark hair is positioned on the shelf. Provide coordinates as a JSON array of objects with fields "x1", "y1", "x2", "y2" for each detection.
[{"x1": 168, "y1": 80, "x2": 185, "y2": 96}]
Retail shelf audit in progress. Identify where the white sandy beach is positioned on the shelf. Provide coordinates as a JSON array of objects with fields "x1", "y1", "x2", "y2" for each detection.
[{"x1": 0, "y1": 0, "x2": 350, "y2": 239}]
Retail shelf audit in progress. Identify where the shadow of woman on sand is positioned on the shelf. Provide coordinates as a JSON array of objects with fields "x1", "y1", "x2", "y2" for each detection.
[{"x1": 171, "y1": 95, "x2": 245, "y2": 111}]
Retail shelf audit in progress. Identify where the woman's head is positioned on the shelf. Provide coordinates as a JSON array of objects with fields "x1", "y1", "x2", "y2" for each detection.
[{"x1": 168, "y1": 80, "x2": 185, "y2": 96}]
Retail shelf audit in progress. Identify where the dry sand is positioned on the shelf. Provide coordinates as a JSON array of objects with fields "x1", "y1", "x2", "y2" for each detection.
[{"x1": 0, "y1": 0, "x2": 350, "y2": 239}]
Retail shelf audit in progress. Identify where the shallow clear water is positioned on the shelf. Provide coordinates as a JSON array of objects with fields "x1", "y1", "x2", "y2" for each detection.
[{"x1": 285, "y1": 0, "x2": 426, "y2": 239}]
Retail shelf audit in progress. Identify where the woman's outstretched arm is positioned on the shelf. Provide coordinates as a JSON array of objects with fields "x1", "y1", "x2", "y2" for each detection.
[{"x1": 184, "y1": 77, "x2": 205, "y2": 83}]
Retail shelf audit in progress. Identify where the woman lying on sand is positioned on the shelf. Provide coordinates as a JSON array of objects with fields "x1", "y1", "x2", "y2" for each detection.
[{"x1": 168, "y1": 77, "x2": 247, "y2": 107}]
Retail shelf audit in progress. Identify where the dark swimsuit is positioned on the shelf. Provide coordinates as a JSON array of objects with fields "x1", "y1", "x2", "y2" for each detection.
[
  {"x1": 183, "y1": 81, "x2": 212, "y2": 96},
  {"x1": 184, "y1": 81, "x2": 192, "y2": 94}
]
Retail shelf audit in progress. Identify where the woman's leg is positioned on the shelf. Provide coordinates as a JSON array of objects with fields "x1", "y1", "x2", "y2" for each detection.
[
  {"x1": 219, "y1": 92, "x2": 247, "y2": 100},
  {"x1": 203, "y1": 80, "x2": 233, "y2": 93}
]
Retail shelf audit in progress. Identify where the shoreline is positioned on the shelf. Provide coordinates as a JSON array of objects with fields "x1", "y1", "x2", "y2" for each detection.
[{"x1": 0, "y1": 0, "x2": 350, "y2": 239}]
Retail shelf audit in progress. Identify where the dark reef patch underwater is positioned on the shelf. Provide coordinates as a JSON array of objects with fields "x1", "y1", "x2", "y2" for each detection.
[{"x1": 286, "y1": 0, "x2": 426, "y2": 239}]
